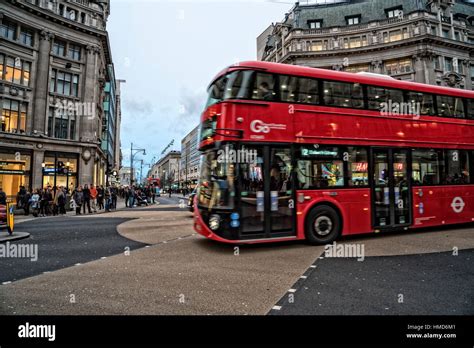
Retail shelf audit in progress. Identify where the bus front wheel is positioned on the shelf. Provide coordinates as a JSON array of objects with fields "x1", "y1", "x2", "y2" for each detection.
[{"x1": 305, "y1": 205, "x2": 341, "y2": 245}]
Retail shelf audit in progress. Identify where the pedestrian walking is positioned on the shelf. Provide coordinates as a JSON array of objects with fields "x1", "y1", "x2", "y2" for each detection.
[
  {"x1": 73, "y1": 186, "x2": 84, "y2": 215},
  {"x1": 82, "y1": 184, "x2": 92, "y2": 214},
  {"x1": 0, "y1": 187, "x2": 7, "y2": 205},
  {"x1": 56, "y1": 186, "x2": 66, "y2": 215},
  {"x1": 97, "y1": 185, "x2": 104, "y2": 210},
  {"x1": 90, "y1": 185, "x2": 98, "y2": 213}
]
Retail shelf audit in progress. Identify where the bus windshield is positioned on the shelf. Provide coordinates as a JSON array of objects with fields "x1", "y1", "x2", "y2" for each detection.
[
  {"x1": 205, "y1": 70, "x2": 254, "y2": 108},
  {"x1": 198, "y1": 149, "x2": 235, "y2": 210}
]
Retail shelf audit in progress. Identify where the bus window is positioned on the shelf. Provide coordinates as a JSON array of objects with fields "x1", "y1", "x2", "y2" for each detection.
[
  {"x1": 296, "y1": 77, "x2": 320, "y2": 104},
  {"x1": 406, "y1": 91, "x2": 435, "y2": 116},
  {"x1": 279, "y1": 75, "x2": 298, "y2": 102},
  {"x1": 468, "y1": 100, "x2": 474, "y2": 119},
  {"x1": 206, "y1": 75, "x2": 227, "y2": 107},
  {"x1": 224, "y1": 70, "x2": 253, "y2": 100},
  {"x1": 323, "y1": 81, "x2": 363, "y2": 109},
  {"x1": 445, "y1": 150, "x2": 470, "y2": 185},
  {"x1": 296, "y1": 146, "x2": 344, "y2": 189},
  {"x1": 437, "y1": 95, "x2": 465, "y2": 118},
  {"x1": 346, "y1": 147, "x2": 369, "y2": 187},
  {"x1": 252, "y1": 73, "x2": 276, "y2": 101},
  {"x1": 411, "y1": 149, "x2": 444, "y2": 185},
  {"x1": 367, "y1": 86, "x2": 404, "y2": 111}
]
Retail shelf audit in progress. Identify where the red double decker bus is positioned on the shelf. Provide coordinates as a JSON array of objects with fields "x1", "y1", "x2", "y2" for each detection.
[{"x1": 194, "y1": 61, "x2": 474, "y2": 244}]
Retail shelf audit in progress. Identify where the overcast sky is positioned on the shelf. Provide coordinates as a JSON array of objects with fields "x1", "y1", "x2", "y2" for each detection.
[{"x1": 108, "y1": 0, "x2": 290, "y2": 172}]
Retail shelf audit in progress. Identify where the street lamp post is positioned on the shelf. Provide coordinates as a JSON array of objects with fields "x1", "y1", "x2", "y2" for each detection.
[{"x1": 130, "y1": 142, "x2": 146, "y2": 186}]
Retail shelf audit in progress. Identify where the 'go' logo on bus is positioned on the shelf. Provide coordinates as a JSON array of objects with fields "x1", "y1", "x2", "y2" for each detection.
[{"x1": 250, "y1": 120, "x2": 271, "y2": 134}]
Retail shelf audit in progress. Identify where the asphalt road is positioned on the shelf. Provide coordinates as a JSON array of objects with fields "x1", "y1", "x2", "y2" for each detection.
[
  {"x1": 0, "y1": 216, "x2": 146, "y2": 283},
  {"x1": 270, "y1": 249, "x2": 474, "y2": 315}
]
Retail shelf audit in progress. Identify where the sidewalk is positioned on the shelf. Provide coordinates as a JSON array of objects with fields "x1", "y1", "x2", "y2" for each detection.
[{"x1": 14, "y1": 199, "x2": 134, "y2": 223}]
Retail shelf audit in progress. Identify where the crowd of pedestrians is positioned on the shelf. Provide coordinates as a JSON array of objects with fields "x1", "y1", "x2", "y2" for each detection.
[{"x1": 14, "y1": 184, "x2": 122, "y2": 217}]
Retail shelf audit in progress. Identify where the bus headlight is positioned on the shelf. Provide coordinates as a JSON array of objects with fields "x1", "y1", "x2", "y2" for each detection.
[{"x1": 209, "y1": 214, "x2": 221, "y2": 231}]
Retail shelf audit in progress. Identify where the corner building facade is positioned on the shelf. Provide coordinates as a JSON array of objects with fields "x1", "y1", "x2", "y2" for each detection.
[
  {"x1": 258, "y1": 0, "x2": 474, "y2": 90},
  {"x1": 0, "y1": 0, "x2": 116, "y2": 199}
]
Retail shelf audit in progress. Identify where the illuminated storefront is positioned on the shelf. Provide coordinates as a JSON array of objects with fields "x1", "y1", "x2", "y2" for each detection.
[
  {"x1": 42, "y1": 152, "x2": 78, "y2": 194},
  {"x1": 0, "y1": 149, "x2": 32, "y2": 200}
]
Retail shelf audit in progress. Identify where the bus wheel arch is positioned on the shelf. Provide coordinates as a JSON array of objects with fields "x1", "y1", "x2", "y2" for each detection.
[{"x1": 304, "y1": 202, "x2": 343, "y2": 245}]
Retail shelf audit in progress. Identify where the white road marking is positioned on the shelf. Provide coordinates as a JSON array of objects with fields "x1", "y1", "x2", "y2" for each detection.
[
  {"x1": 75, "y1": 263, "x2": 82, "y2": 266},
  {"x1": 300, "y1": 276, "x2": 307, "y2": 279},
  {"x1": 272, "y1": 306, "x2": 282, "y2": 311},
  {"x1": 288, "y1": 289, "x2": 296, "y2": 293},
  {"x1": 2, "y1": 281, "x2": 12, "y2": 285}
]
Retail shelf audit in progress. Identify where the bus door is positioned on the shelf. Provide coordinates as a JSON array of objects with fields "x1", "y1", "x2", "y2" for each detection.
[
  {"x1": 371, "y1": 148, "x2": 411, "y2": 229},
  {"x1": 238, "y1": 145, "x2": 295, "y2": 239}
]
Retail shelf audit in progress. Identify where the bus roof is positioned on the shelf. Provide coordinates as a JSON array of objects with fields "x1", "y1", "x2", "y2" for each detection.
[{"x1": 210, "y1": 61, "x2": 474, "y2": 99}]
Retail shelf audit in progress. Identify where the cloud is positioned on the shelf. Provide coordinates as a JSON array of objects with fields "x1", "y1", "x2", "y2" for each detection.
[
  {"x1": 168, "y1": 87, "x2": 206, "y2": 133},
  {"x1": 123, "y1": 98, "x2": 155, "y2": 115}
]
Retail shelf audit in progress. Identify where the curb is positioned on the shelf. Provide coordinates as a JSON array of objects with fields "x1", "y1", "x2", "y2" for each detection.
[{"x1": 0, "y1": 232, "x2": 31, "y2": 243}]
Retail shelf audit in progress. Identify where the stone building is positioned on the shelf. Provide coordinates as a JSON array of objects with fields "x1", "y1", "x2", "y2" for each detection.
[
  {"x1": 258, "y1": 0, "x2": 474, "y2": 90},
  {"x1": 150, "y1": 151, "x2": 181, "y2": 191},
  {"x1": 0, "y1": 0, "x2": 119, "y2": 199},
  {"x1": 180, "y1": 125, "x2": 200, "y2": 190}
]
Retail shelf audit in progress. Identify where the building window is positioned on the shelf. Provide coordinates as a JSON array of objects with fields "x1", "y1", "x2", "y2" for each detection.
[
  {"x1": 402, "y1": 28, "x2": 409, "y2": 39},
  {"x1": 52, "y1": 40, "x2": 66, "y2": 56},
  {"x1": 454, "y1": 31, "x2": 461, "y2": 41},
  {"x1": 308, "y1": 20, "x2": 322, "y2": 29},
  {"x1": 349, "y1": 37, "x2": 361, "y2": 48},
  {"x1": 50, "y1": 69, "x2": 79, "y2": 96},
  {"x1": 68, "y1": 44, "x2": 81, "y2": 60},
  {"x1": 1, "y1": 55, "x2": 31, "y2": 86},
  {"x1": 0, "y1": 20, "x2": 17, "y2": 40},
  {"x1": 389, "y1": 30, "x2": 403, "y2": 42},
  {"x1": 1, "y1": 99, "x2": 27, "y2": 133},
  {"x1": 383, "y1": 32, "x2": 389, "y2": 43},
  {"x1": 386, "y1": 7, "x2": 403, "y2": 19},
  {"x1": 20, "y1": 28, "x2": 34, "y2": 46},
  {"x1": 362, "y1": 35, "x2": 368, "y2": 46},
  {"x1": 385, "y1": 58, "x2": 412, "y2": 75},
  {"x1": 345, "y1": 64, "x2": 369, "y2": 73},
  {"x1": 445, "y1": 57, "x2": 453, "y2": 72},
  {"x1": 442, "y1": 29, "x2": 450, "y2": 39},
  {"x1": 311, "y1": 41, "x2": 324, "y2": 51},
  {"x1": 434, "y1": 56, "x2": 441, "y2": 70},
  {"x1": 48, "y1": 107, "x2": 76, "y2": 140},
  {"x1": 346, "y1": 15, "x2": 360, "y2": 26},
  {"x1": 343, "y1": 38, "x2": 349, "y2": 49}
]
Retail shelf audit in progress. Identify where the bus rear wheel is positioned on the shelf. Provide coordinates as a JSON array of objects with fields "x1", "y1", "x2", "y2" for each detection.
[{"x1": 305, "y1": 205, "x2": 341, "y2": 245}]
